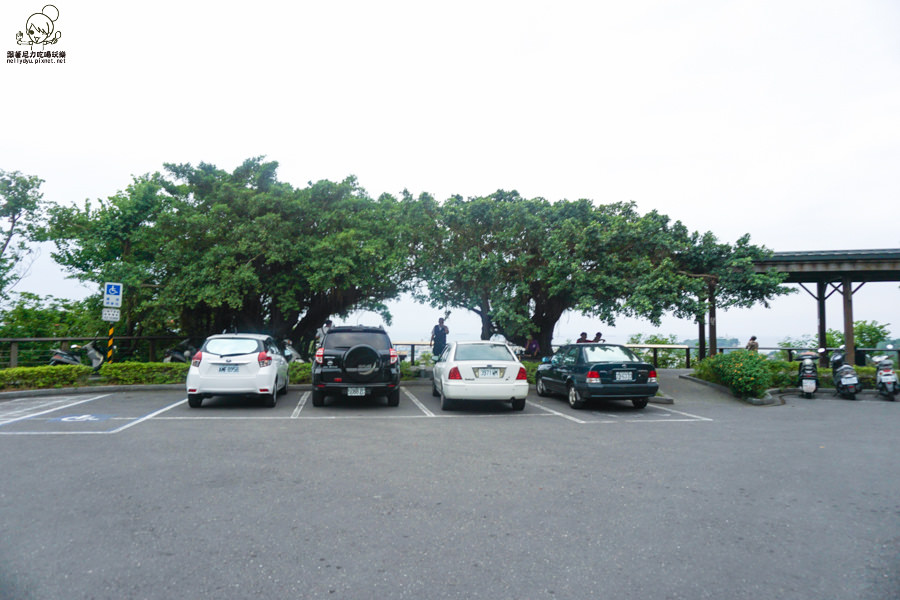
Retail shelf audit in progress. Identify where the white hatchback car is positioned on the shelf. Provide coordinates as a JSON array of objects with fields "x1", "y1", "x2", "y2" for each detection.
[
  {"x1": 431, "y1": 341, "x2": 529, "y2": 411},
  {"x1": 186, "y1": 333, "x2": 290, "y2": 408}
]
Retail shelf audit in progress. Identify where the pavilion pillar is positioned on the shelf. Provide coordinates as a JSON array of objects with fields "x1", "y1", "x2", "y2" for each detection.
[{"x1": 842, "y1": 275, "x2": 855, "y2": 366}]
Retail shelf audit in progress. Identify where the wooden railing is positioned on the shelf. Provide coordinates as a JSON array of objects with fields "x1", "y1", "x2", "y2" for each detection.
[
  {"x1": 0, "y1": 336, "x2": 185, "y2": 367},
  {"x1": 3, "y1": 337, "x2": 897, "y2": 370}
]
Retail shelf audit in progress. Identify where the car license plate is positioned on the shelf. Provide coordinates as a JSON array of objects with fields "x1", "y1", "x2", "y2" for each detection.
[
  {"x1": 218, "y1": 365, "x2": 240, "y2": 374},
  {"x1": 615, "y1": 371, "x2": 633, "y2": 381},
  {"x1": 842, "y1": 376, "x2": 858, "y2": 385},
  {"x1": 347, "y1": 387, "x2": 365, "y2": 396},
  {"x1": 478, "y1": 368, "x2": 500, "y2": 378}
]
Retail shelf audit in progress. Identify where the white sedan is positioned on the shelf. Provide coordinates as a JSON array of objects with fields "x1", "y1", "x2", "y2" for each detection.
[
  {"x1": 431, "y1": 341, "x2": 529, "y2": 411},
  {"x1": 186, "y1": 333, "x2": 290, "y2": 408}
]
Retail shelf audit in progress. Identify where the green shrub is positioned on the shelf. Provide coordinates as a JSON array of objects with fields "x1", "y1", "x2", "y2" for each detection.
[
  {"x1": 0, "y1": 365, "x2": 93, "y2": 390},
  {"x1": 289, "y1": 361, "x2": 312, "y2": 384},
  {"x1": 764, "y1": 359, "x2": 795, "y2": 389},
  {"x1": 99, "y1": 362, "x2": 188, "y2": 385},
  {"x1": 521, "y1": 360, "x2": 540, "y2": 385},
  {"x1": 700, "y1": 351, "x2": 772, "y2": 399},
  {"x1": 399, "y1": 361, "x2": 416, "y2": 380}
]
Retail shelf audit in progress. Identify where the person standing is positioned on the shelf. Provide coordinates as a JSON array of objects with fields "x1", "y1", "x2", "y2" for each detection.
[
  {"x1": 576, "y1": 332, "x2": 589, "y2": 344},
  {"x1": 745, "y1": 336, "x2": 759, "y2": 352},
  {"x1": 431, "y1": 317, "x2": 449, "y2": 356},
  {"x1": 525, "y1": 336, "x2": 540, "y2": 358},
  {"x1": 316, "y1": 319, "x2": 333, "y2": 344}
]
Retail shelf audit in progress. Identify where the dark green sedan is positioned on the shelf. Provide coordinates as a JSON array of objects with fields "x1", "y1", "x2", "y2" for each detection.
[{"x1": 535, "y1": 343, "x2": 659, "y2": 409}]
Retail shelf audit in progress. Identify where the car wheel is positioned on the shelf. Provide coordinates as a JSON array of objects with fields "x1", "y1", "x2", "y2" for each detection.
[
  {"x1": 511, "y1": 397, "x2": 526, "y2": 411},
  {"x1": 278, "y1": 373, "x2": 290, "y2": 396},
  {"x1": 311, "y1": 389, "x2": 325, "y2": 407},
  {"x1": 262, "y1": 388, "x2": 277, "y2": 408},
  {"x1": 567, "y1": 384, "x2": 585, "y2": 409},
  {"x1": 536, "y1": 376, "x2": 549, "y2": 397},
  {"x1": 387, "y1": 388, "x2": 400, "y2": 407},
  {"x1": 632, "y1": 398, "x2": 648, "y2": 409},
  {"x1": 188, "y1": 394, "x2": 203, "y2": 408},
  {"x1": 440, "y1": 390, "x2": 454, "y2": 411},
  {"x1": 432, "y1": 379, "x2": 440, "y2": 397}
]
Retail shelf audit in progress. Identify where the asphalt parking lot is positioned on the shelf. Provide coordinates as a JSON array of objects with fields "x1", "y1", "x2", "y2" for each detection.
[{"x1": 2, "y1": 371, "x2": 899, "y2": 599}]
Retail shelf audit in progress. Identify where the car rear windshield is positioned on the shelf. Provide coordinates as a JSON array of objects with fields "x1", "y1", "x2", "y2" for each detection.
[
  {"x1": 582, "y1": 345, "x2": 640, "y2": 363},
  {"x1": 324, "y1": 332, "x2": 391, "y2": 350},
  {"x1": 203, "y1": 338, "x2": 262, "y2": 356},
  {"x1": 454, "y1": 344, "x2": 515, "y2": 361}
]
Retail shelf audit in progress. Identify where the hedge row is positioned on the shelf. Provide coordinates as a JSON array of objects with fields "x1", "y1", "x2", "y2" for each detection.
[
  {"x1": 1, "y1": 360, "x2": 351, "y2": 391},
  {"x1": 0, "y1": 365, "x2": 95, "y2": 390},
  {"x1": 693, "y1": 351, "x2": 881, "y2": 398}
]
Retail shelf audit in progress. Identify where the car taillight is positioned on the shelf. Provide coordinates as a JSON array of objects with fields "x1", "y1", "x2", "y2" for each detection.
[
  {"x1": 516, "y1": 367, "x2": 528, "y2": 380},
  {"x1": 314, "y1": 347, "x2": 324, "y2": 365},
  {"x1": 448, "y1": 366, "x2": 462, "y2": 380},
  {"x1": 390, "y1": 348, "x2": 399, "y2": 365},
  {"x1": 191, "y1": 351, "x2": 202, "y2": 367},
  {"x1": 587, "y1": 370, "x2": 600, "y2": 383},
  {"x1": 258, "y1": 352, "x2": 272, "y2": 367},
  {"x1": 649, "y1": 369, "x2": 658, "y2": 383}
]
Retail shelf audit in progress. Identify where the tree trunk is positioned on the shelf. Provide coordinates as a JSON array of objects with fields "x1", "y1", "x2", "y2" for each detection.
[
  {"x1": 478, "y1": 297, "x2": 493, "y2": 340},
  {"x1": 707, "y1": 281, "x2": 718, "y2": 357},
  {"x1": 530, "y1": 297, "x2": 567, "y2": 357},
  {"x1": 697, "y1": 315, "x2": 706, "y2": 361}
]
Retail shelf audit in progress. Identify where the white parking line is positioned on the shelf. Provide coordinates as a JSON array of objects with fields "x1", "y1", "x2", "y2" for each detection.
[
  {"x1": 292, "y1": 392, "x2": 309, "y2": 418},
  {"x1": 106, "y1": 399, "x2": 187, "y2": 433},
  {"x1": 404, "y1": 388, "x2": 435, "y2": 416},
  {"x1": 527, "y1": 400, "x2": 588, "y2": 423},
  {"x1": 652, "y1": 405, "x2": 714, "y2": 421},
  {"x1": 0, "y1": 394, "x2": 111, "y2": 428}
]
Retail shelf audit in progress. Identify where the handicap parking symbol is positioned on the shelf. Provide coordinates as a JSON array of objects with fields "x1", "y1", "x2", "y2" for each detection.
[{"x1": 52, "y1": 414, "x2": 111, "y2": 422}]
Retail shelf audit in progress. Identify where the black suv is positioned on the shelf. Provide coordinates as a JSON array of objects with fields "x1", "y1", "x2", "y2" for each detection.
[{"x1": 311, "y1": 326, "x2": 402, "y2": 407}]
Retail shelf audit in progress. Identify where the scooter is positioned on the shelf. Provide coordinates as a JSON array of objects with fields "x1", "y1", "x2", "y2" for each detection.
[
  {"x1": 871, "y1": 345, "x2": 898, "y2": 400},
  {"x1": 163, "y1": 339, "x2": 196, "y2": 363},
  {"x1": 797, "y1": 348, "x2": 824, "y2": 399},
  {"x1": 830, "y1": 346, "x2": 862, "y2": 400},
  {"x1": 49, "y1": 341, "x2": 104, "y2": 371},
  {"x1": 281, "y1": 339, "x2": 301, "y2": 363}
]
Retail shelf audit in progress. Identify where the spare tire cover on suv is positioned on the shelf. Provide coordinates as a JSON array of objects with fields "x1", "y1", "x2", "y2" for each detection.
[{"x1": 342, "y1": 345, "x2": 382, "y2": 382}]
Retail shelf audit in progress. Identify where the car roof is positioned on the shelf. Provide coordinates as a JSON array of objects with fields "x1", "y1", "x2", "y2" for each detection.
[
  {"x1": 452, "y1": 340, "x2": 511, "y2": 345},
  {"x1": 326, "y1": 326, "x2": 388, "y2": 334},
  {"x1": 204, "y1": 333, "x2": 272, "y2": 341}
]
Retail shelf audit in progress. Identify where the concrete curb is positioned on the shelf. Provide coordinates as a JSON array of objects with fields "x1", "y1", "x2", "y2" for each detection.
[{"x1": 678, "y1": 374, "x2": 779, "y2": 406}]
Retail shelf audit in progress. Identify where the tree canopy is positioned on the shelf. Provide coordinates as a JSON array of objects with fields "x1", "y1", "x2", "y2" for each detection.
[
  {"x1": 41, "y1": 158, "x2": 427, "y2": 353},
  {"x1": 33, "y1": 157, "x2": 791, "y2": 353},
  {"x1": 0, "y1": 170, "x2": 46, "y2": 299}
]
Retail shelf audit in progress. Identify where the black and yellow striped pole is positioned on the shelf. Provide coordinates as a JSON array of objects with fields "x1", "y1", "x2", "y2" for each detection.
[{"x1": 107, "y1": 325, "x2": 115, "y2": 363}]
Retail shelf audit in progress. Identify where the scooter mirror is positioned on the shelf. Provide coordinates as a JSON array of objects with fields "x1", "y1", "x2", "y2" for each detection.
[{"x1": 817, "y1": 348, "x2": 826, "y2": 353}]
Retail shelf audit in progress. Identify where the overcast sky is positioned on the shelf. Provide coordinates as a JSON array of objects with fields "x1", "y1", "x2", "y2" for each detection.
[{"x1": 3, "y1": 1, "x2": 899, "y2": 347}]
